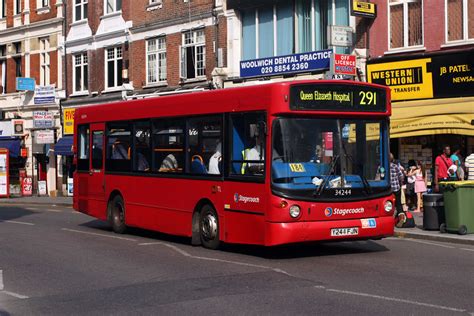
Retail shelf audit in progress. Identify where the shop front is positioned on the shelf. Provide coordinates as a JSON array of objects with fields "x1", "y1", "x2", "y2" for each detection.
[
  {"x1": 0, "y1": 121, "x2": 27, "y2": 194},
  {"x1": 367, "y1": 49, "x2": 474, "y2": 183}
]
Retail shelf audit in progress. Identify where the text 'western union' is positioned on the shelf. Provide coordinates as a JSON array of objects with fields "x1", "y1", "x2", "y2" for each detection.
[
  {"x1": 370, "y1": 67, "x2": 423, "y2": 86},
  {"x1": 300, "y1": 90, "x2": 352, "y2": 103}
]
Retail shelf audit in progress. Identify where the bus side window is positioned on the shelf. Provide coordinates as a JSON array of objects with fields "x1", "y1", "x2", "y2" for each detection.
[
  {"x1": 187, "y1": 115, "x2": 222, "y2": 175},
  {"x1": 153, "y1": 119, "x2": 185, "y2": 173},
  {"x1": 229, "y1": 112, "x2": 266, "y2": 177},
  {"x1": 77, "y1": 125, "x2": 90, "y2": 171},
  {"x1": 132, "y1": 121, "x2": 151, "y2": 172},
  {"x1": 106, "y1": 123, "x2": 132, "y2": 172}
]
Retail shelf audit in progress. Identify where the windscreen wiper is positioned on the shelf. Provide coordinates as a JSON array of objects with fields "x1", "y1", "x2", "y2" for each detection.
[{"x1": 314, "y1": 154, "x2": 339, "y2": 196}]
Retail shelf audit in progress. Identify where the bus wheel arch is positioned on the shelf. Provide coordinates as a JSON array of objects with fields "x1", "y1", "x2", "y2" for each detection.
[
  {"x1": 108, "y1": 191, "x2": 127, "y2": 234},
  {"x1": 192, "y1": 199, "x2": 221, "y2": 249}
]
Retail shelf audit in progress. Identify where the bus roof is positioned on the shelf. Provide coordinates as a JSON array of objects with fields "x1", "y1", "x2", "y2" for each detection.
[{"x1": 74, "y1": 80, "x2": 391, "y2": 125}]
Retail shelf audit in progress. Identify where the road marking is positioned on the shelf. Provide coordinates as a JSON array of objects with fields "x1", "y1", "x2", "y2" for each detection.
[
  {"x1": 460, "y1": 248, "x2": 474, "y2": 252},
  {"x1": 322, "y1": 288, "x2": 466, "y2": 313},
  {"x1": 393, "y1": 238, "x2": 456, "y2": 249},
  {"x1": 61, "y1": 228, "x2": 137, "y2": 241},
  {"x1": 24, "y1": 207, "x2": 62, "y2": 213},
  {"x1": 4, "y1": 220, "x2": 35, "y2": 226},
  {"x1": 0, "y1": 270, "x2": 29, "y2": 299},
  {"x1": 138, "y1": 241, "x2": 293, "y2": 276}
]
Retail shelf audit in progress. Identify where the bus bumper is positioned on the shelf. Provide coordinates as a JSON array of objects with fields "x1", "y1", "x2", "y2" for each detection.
[{"x1": 265, "y1": 216, "x2": 394, "y2": 246}]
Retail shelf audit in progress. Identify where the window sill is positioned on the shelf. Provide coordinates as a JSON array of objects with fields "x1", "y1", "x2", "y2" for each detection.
[
  {"x1": 100, "y1": 11, "x2": 122, "y2": 20},
  {"x1": 441, "y1": 40, "x2": 474, "y2": 48},
  {"x1": 143, "y1": 82, "x2": 167, "y2": 89},
  {"x1": 36, "y1": 6, "x2": 51, "y2": 14},
  {"x1": 180, "y1": 77, "x2": 207, "y2": 84},
  {"x1": 102, "y1": 87, "x2": 125, "y2": 94},
  {"x1": 384, "y1": 46, "x2": 425, "y2": 55},
  {"x1": 70, "y1": 19, "x2": 88, "y2": 27},
  {"x1": 146, "y1": 3, "x2": 162, "y2": 11},
  {"x1": 70, "y1": 91, "x2": 89, "y2": 97}
]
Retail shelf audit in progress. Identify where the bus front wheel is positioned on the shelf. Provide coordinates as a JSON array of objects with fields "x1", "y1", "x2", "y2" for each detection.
[
  {"x1": 199, "y1": 205, "x2": 220, "y2": 249},
  {"x1": 110, "y1": 195, "x2": 127, "y2": 234}
]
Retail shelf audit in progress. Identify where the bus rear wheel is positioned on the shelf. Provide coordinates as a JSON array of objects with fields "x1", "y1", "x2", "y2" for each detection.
[
  {"x1": 110, "y1": 195, "x2": 127, "y2": 234},
  {"x1": 199, "y1": 205, "x2": 220, "y2": 249}
]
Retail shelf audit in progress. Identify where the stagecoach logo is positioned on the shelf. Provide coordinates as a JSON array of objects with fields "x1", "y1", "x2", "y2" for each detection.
[
  {"x1": 324, "y1": 207, "x2": 333, "y2": 217},
  {"x1": 234, "y1": 193, "x2": 260, "y2": 204},
  {"x1": 325, "y1": 207, "x2": 365, "y2": 217}
]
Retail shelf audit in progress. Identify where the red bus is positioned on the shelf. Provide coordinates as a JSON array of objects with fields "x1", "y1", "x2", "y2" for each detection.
[{"x1": 73, "y1": 80, "x2": 394, "y2": 249}]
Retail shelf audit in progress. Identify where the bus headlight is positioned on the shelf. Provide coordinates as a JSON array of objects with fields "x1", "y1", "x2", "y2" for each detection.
[
  {"x1": 384, "y1": 201, "x2": 393, "y2": 212},
  {"x1": 289, "y1": 205, "x2": 301, "y2": 218}
]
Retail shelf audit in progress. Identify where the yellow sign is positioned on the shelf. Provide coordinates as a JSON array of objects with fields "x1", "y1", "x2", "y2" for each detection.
[
  {"x1": 367, "y1": 59, "x2": 433, "y2": 101},
  {"x1": 289, "y1": 163, "x2": 305, "y2": 173},
  {"x1": 63, "y1": 108, "x2": 75, "y2": 135},
  {"x1": 351, "y1": 1, "x2": 376, "y2": 18}
]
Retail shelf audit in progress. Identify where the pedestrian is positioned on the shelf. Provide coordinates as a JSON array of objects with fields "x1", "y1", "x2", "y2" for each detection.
[
  {"x1": 390, "y1": 153, "x2": 405, "y2": 219},
  {"x1": 450, "y1": 147, "x2": 464, "y2": 180},
  {"x1": 433, "y1": 145, "x2": 453, "y2": 192},
  {"x1": 406, "y1": 160, "x2": 417, "y2": 210},
  {"x1": 414, "y1": 160, "x2": 427, "y2": 212},
  {"x1": 465, "y1": 152, "x2": 474, "y2": 181}
]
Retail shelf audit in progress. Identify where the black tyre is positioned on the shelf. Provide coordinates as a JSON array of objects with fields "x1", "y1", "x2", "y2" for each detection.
[
  {"x1": 458, "y1": 225, "x2": 468, "y2": 235},
  {"x1": 110, "y1": 195, "x2": 127, "y2": 234},
  {"x1": 439, "y1": 223, "x2": 447, "y2": 233},
  {"x1": 199, "y1": 205, "x2": 220, "y2": 250}
]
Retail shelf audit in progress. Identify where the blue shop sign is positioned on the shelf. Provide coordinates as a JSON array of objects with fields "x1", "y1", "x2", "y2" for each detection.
[
  {"x1": 16, "y1": 77, "x2": 36, "y2": 91},
  {"x1": 240, "y1": 49, "x2": 332, "y2": 78}
]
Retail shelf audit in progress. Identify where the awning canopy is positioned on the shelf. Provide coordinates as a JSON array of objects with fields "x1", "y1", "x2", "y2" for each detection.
[
  {"x1": 0, "y1": 137, "x2": 21, "y2": 158},
  {"x1": 390, "y1": 96, "x2": 474, "y2": 138},
  {"x1": 54, "y1": 136, "x2": 73, "y2": 156}
]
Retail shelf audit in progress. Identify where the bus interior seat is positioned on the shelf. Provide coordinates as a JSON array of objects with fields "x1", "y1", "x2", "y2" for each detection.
[{"x1": 191, "y1": 155, "x2": 207, "y2": 174}]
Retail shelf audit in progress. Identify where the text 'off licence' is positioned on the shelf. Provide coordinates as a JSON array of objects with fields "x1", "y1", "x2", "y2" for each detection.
[{"x1": 330, "y1": 227, "x2": 359, "y2": 237}]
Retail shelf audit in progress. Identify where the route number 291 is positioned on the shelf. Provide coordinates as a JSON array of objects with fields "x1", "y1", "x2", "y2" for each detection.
[{"x1": 359, "y1": 91, "x2": 377, "y2": 105}]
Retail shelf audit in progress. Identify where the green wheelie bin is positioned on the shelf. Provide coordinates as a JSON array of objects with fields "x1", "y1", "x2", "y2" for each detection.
[{"x1": 439, "y1": 181, "x2": 474, "y2": 235}]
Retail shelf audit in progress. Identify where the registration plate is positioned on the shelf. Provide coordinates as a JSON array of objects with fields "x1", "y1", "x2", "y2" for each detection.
[{"x1": 330, "y1": 227, "x2": 359, "y2": 237}]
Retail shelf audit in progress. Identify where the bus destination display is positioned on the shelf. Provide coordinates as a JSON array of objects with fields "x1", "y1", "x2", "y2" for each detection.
[{"x1": 290, "y1": 84, "x2": 387, "y2": 112}]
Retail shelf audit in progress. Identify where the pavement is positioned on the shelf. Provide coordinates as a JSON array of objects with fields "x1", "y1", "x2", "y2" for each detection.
[{"x1": 1, "y1": 196, "x2": 473, "y2": 246}]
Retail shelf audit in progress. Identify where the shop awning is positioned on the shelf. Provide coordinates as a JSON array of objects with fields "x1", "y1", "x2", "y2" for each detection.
[
  {"x1": 0, "y1": 137, "x2": 21, "y2": 158},
  {"x1": 54, "y1": 136, "x2": 73, "y2": 156},
  {"x1": 390, "y1": 96, "x2": 474, "y2": 138}
]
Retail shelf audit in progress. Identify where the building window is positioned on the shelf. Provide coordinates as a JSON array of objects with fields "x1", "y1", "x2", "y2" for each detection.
[
  {"x1": 241, "y1": 0, "x2": 330, "y2": 60},
  {"x1": 389, "y1": 0, "x2": 423, "y2": 49},
  {"x1": 446, "y1": 0, "x2": 474, "y2": 42},
  {"x1": 1, "y1": 0, "x2": 6, "y2": 18},
  {"x1": 105, "y1": 0, "x2": 121, "y2": 14},
  {"x1": 38, "y1": 0, "x2": 49, "y2": 8},
  {"x1": 180, "y1": 30, "x2": 205, "y2": 80},
  {"x1": 146, "y1": 37, "x2": 166, "y2": 84},
  {"x1": 14, "y1": 0, "x2": 20, "y2": 14},
  {"x1": 105, "y1": 46, "x2": 123, "y2": 89},
  {"x1": 73, "y1": 53, "x2": 88, "y2": 93},
  {"x1": 40, "y1": 38, "x2": 50, "y2": 86},
  {"x1": 14, "y1": 57, "x2": 21, "y2": 77},
  {"x1": 74, "y1": 0, "x2": 88, "y2": 21}
]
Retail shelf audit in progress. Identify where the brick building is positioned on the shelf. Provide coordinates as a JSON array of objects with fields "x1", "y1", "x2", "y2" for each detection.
[
  {"x1": 0, "y1": 0, "x2": 64, "y2": 196},
  {"x1": 365, "y1": 0, "x2": 474, "y2": 181}
]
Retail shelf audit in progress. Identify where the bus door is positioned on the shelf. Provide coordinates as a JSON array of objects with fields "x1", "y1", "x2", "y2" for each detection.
[
  {"x1": 223, "y1": 112, "x2": 267, "y2": 245},
  {"x1": 76, "y1": 123, "x2": 105, "y2": 217}
]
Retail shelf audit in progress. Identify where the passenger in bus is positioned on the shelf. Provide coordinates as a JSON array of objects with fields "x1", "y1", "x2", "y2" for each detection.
[
  {"x1": 112, "y1": 141, "x2": 129, "y2": 160},
  {"x1": 159, "y1": 153, "x2": 178, "y2": 171},
  {"x1": 242, "y1": 131, "x2": 264, "y2": 174},
  {"x1": 208, "y1": 142, "x2": 222, "y2": 175},
  {"x1": 137, "y1": 153, "x2": 150, "y2": 171}
]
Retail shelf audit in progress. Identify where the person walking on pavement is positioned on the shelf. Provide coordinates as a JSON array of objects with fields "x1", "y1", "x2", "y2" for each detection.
[
  {"x1": 434, "y1": 145, "x2": 454, "y2": 192},
  {"x1": 414, "y1": 160, "x2": 427, "y2": 213},
  {"x1": 390, "y1": 153, "x2": 405, "y2": 221}
]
